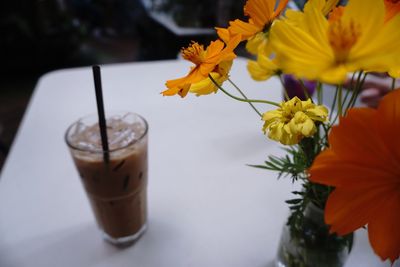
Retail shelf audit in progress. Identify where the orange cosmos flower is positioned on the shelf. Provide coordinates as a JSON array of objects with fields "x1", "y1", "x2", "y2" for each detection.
[
  {"x1": 309, "y1": 89, "x2": 400, "y2": 263},
  {"x1": 189, "y1": 60, "x2": 233, "y2": 96},
  {"x1": 163, "y1": 35, "x2": 240, "y2": 97},
  {"x1": 216, "y1": 0, "x2": 289, "y2": 54},
  {"x1": 385, "y1": 0, "x2": 400, "y2": 22}
]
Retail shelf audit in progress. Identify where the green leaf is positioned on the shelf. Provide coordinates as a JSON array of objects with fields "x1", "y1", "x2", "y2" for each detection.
[{"x1": 285, "y1": 199, "x2": 302, "y2": 204}]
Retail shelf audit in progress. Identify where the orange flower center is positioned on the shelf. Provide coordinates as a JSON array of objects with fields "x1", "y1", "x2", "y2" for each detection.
[
  {"x1": 328, "y1": 6, "x2": 345, "y2": 23},
  {"x1": 328, "y1": 20, "x2": 361, "y2": 64},
  {"x1": 181, "y1": 42, "x2": 205, "y2": 65},
  {"x1": 384, "y1": 0, "x2": 400, "y2": 22}
]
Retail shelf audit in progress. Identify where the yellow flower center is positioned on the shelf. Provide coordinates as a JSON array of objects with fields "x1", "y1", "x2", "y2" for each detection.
[
  {"x1": 262, "y1": 22, "x2": 273, "y2": 33},
  {"x1": 282, "y1": 109, "x2": 296, "y2": 122},
  {"x1": 281, "y1": 98, "x2": 302, "y2": 122},
  {"x1": 181, "y1": 42, "x2": 205, "y2": 65},
  {"x1": 328, "y1": 20, "x2": 361, "y2": 64}
]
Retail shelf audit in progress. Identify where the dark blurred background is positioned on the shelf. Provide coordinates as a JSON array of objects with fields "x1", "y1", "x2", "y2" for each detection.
[
  {"x1": 0, "y1": 0, "x2": 247, "y2": 169},
  {"x1": 3, "y1": 0, "x2": 340, "y2": 169}
]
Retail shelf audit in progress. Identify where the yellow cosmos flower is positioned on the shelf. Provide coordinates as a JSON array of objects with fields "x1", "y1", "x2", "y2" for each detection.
[
  {"x1": 327, "y1": 6, "x2": 345, "y2": 22},
  {"x1": 270, "y1": 0, "x2": 400, "y2": 84},
  {"x1": 385, "y1": 0, "x2": 400, "y2": 77},
  {"x1": 163, "y1": 36, "x2": 240, "y2": 97},
  {"x1": 389, "y1": 69, "x2": 400, "y2": 78},
  {"x1": 247, "y1": 52, "x2": 280, "y2": 81},
  {"x1": 322, "y1": 0, "x2": 340, "y2": 16},
  {"x1": 262, "y1": 97, "x2": 328, "y2": 145},
  {"x1": 216, "y1": 0, "x2": 289, "y2": 55},
  {"x1": 285, "y1": 0, "x2": 340, "y2": 28},
  {"x1": 245, "y1": 32, "x2": 272, "y2": 56},
  {"x1": 189, "y1": 61, "x2": 233, "y2": 96}
]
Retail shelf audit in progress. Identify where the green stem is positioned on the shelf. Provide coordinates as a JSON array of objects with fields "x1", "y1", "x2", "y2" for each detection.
[
  {"x1": 278, "y1": 75, "x2": 290, "y2": 100},
  {"x1": 317, "y1": 82, "x2": 323, "y2": 105},
  {"x1": 228, "y1": 78, "x2": 263, "y2": 117},
  {"x1": 329, "y1": 85, "x2": 339, "y2": 122},
  {"x1": 330, "y1": 72, "x2": 367, "y2": 126},
  {"x1": 337, "y1": 84, "x2": 343, "y2": 117},
  {"x1": 344, "y1": 71, "x2": 363, "y2": 112},
  {"x1": 325, "y1": 72, "x2": 355, "y2": 141},
  {"x1": 342, "y1": 83, "x2": 352, "y2": 110},
  {"x1": 311, "y1": 184, "x2": 324, "y2": 208},
  {"x1": 341, "y1": 72, "x2": 357, "y2": 110},
  {"x1": 348, "y1": 72, "x2": 367, "y2": 110},
  {"x1": 298, "y1": 79, "x2": 312, "y2": 100},
  {"x1": 320, "y1": 124, "x2": 330, "y2": 147},
  {"x1": 391, "y1": 77, "x2": 396, "y2": 91},
  {"x1": 209, "y1": 75, "x2": 280, "y2": 107},
  {"x1": 329, "y1": 84, "x2": 345, "y2": 128}
]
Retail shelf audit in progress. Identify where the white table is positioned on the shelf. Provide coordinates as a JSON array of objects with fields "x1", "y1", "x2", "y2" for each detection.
[{"x1": 0, "y1": 58, "x2": 395, "y2": 267}]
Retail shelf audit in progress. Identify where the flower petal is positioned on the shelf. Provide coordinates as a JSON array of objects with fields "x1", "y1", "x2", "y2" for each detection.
[
  {"x1": 309, "y1": 90, "x2": 400, "y2": 262},
  {"x1": 328, "y1": 108, "x2": 397, "y2": 170},
  {"x1": 375, "y1": 89, "x2": 400, "y2": 165},
  {"x1": 229, "y1": 19, "x2": 261, "y2": 39},
  {"x1": 324, "y1": 187, "x2": 387, "y2": 235},
  {"x1": 244, "y1": 0, "x2": 275, "y2": 27},
  {"x1": 368, "y1": 192, "x2": 400, "y2": 263},
  {"x1": 247, "y1": 54, "x2": 278, "y2": 81}
]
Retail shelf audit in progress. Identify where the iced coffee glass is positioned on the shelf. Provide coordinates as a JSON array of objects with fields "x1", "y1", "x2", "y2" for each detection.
[{"x1": 65, "y1": 112, "x2": 148, "y2": 246}]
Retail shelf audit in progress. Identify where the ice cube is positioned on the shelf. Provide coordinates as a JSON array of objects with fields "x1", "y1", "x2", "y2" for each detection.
[
  {"x1": 69, "y1": 114, "x2": 146, "y2": 152},
  {"x1": 73, "y1": 121, "x2": 87, "y2": 136},
  {"x1": 122, "y1": 113, "x2": 136, "y2": 124},
  {"x1": 109, "y1": 128, "x2": 135, "y2": 148},
  {"x1": 76, "y1": 141, "x2": 99, "y2": 151}
]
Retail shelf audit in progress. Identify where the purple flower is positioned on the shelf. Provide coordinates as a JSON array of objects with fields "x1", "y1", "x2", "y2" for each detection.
[{"x1": 283, "y1": 75, "x2": 316, "y2": 100}]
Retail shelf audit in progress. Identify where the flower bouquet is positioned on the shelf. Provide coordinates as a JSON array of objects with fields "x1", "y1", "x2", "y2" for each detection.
[{"x1": 163, "y1": 0, "x2": 400, "y2": 265}]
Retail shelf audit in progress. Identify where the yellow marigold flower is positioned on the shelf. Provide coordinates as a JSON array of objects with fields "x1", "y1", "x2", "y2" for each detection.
[
  {"x1": 163, "y1": 36, "x2": 240, "y2": 97},
  {"x1": 216, "y1": 0, "x2": 289, "y2": 55},
  {"x1": 189, "y1": 61, "x2": 233, "y2": 96},
  {"x1": 247, "y1": 52, "x2": 280, "y2": 81},
  {"x1": 262, "y1": 97, "x2": 328, "y2": 145},
  {"x1": 270, "y1": 0, "x2": 400, "y2": 84}
]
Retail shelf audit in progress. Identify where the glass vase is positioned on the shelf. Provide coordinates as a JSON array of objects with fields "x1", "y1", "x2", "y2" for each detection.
[{"x1": 275, "y1": 203, "x2": 354, "y2": 267}]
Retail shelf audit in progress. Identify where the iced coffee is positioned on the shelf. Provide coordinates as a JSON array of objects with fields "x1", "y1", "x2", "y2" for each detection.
[{"x1": 65, "y1": 112, "x2": 148, "y2": 246}]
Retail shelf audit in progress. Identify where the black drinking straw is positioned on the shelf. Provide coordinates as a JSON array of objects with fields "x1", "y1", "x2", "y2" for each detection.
[{"x1": 92, "y1": 65, "x2": 109, "y2": 163}]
